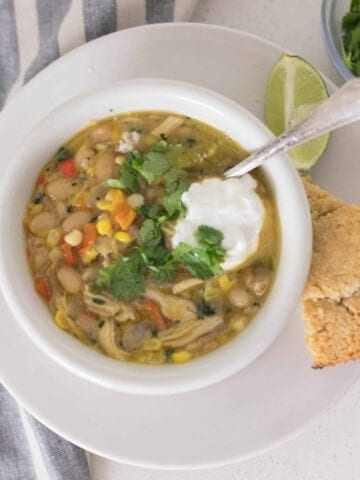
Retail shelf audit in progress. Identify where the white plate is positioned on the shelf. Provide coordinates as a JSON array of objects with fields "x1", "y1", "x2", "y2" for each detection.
[{"x1": 0, "y1": 23, "x2": 359, "y2": 470}]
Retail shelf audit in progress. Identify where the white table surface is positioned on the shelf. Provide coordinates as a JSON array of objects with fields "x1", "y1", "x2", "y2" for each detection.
[{"x1": 90, "y1": 0, "x2": 360, "y2": 478}]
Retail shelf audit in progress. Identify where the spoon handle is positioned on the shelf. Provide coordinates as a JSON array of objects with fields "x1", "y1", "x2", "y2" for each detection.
[{"x1": 225, "y1": 78, "x2": 360, "y2": 178}]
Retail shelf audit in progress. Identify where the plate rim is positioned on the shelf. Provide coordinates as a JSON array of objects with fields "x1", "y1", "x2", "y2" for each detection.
[{"x1": 1, "y1": 22, "x2": 359, "y2": 470}]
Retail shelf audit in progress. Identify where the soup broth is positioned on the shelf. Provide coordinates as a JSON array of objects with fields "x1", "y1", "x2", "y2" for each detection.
[{"x1": 24, "y1": 112, "x2": 279, "y2": 365}]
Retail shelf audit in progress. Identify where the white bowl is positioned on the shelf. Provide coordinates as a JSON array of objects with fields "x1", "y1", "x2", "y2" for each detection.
[{"x1": 0, "y1": 79, "x2": 312, "y2": 395}]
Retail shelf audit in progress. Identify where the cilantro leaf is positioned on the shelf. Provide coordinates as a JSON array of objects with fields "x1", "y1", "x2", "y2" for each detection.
[
  {"x1": 196, "y1": 225, "x2": 224, "y2": 247},
  {"x1": 104, "y1": 178, "x2": 124, "y2": 189},
  {"x1": 138, "y1": 203, "x2": 161, "y2": 219},
  {"x1": 94, "y1": 252, "x2": 145, "y2": 301},
  {"x1": 182, "y1": 138, "x2": 197, "y2": 148},
  {"x1": 151, "y1": 140, "x2": 168, "y2": 152},
  {"x1": 152, "y1": 261, "x2": 177, "y2": 281},
  {"x1": 135, "y1": 151, "x2": 169, "y2": 182},
  {"x1": 56, "y1": 146, "x2": 72, "y2": 162},
  {"x1": 104, "y1": 152, "x2": 140, "y2": 192},
  {"x1": 138, "y1": 219, "x2": 161, "y2": 246},
  {"x1": 163, "y1": 165, "x2": 186, "y2": 188},
  {"x1": 171, "y1": 225, "x2": 226, "y2": 279},
  {"x1": 172, "y1": 244, "x2": 219, "y2": 279},
  {"x1": 162, "y1": 181, "x2": 190, "y2": 217}
]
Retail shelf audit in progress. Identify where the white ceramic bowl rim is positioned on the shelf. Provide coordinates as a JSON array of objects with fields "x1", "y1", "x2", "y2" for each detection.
[{"x1": 0, "y1": 79, "x2": 312, "y2": 395}]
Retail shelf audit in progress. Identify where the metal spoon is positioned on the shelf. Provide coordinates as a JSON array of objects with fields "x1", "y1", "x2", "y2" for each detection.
[{"x1": 225, "y1": 78, "x2": 360, "y2": 178}]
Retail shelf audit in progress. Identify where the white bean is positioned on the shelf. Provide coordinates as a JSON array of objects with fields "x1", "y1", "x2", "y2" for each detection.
[
  {"x1": 45, "y1": 178, "x2": 71, "y2": 201},
  {"x1": 29, "y1": 212, "x2": 58, "y2": 235},
  {"x1": 94, "y1": 150, "x2": 117, "y2": 182},
  {"x1": 75, "y1": 144, "x2": 96, "y2": 170},
  {"x1": 57, "y1": 266, "x2": 83, "y2": 294},
  {"x1": 32, "y1": 247, "x2": 49, "y2": 271},
  {"x1": 88, "y1": 124, "x2": 113, "y2": 143},
  {"x1": 127, "y1": 193, "x2": 144, "y2": 209},
  {"x1": 228, "y1": 285, "x2": 254, "y2": 309},
  {"x1": 54, "y1": 201, "x2": 67, "y2": 220},
  {"x1": 62, "y1": 210, "x2": 92, "y2": 233}
]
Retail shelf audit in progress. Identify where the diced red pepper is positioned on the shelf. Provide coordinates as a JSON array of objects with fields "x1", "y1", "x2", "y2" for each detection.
[
  {"x1": 35, "y1": 277, "x2": 52, "y2": 300},
  {"x1": 143, "y1": 299, "x2": 167, "y2": 331},
  {"x1": 81, "y1": 223, "x2": 97, "y2": 251},
  {"x1": 37, "y1": 173, "x2": 47, "y2": 186},
  {"x1": 59, "y1": 158, "x2": 76, "y2": 178},
  {"x1": 61, "y1": 242, "x2": 77, "y2": 265}
]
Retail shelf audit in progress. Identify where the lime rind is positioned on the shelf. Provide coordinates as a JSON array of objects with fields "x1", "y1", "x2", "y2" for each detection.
[{"x1": 265, "y1": 54, "x2": 330, "y2": 170}]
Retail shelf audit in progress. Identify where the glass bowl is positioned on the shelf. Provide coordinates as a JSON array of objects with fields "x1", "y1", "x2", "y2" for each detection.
[{"x1": 321, "y1": 0, "x2": 355, "y2": 80}]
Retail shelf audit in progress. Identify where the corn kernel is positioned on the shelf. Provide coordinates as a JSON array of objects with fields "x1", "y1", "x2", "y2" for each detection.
[
  {"x1": 96, "y1": 199, "x2": 112, "y2": 211},
  {"x1": 127, "y1": 193, "x2": 144, "y2": 209},
  {"x1": 105, "y1": 189, "x2": 119, "y2": 201},
  {"x1": 36, "y1": 230, "x2": 49, "y2": 239},
  {"x1": 172, "y1": 350, "x2": 192, "y2": 363},
  {"x1": 86, "y1": 166, "x2": 94, "y2": 176},
  {"x1": 80, "y1": 247, "x2": 99, "y2": 265},
  {"x1": 96, "y1": 218, "x2": 113, "y2": 236},
  {"x1": 143, "y1": 338, "x2": 162, "y2": 351},
  {"x1": 114, "y1": 155, "x2": 125, "y2": 165},
  {"x1": 46, "y1": 228, "x2": 61, "y2": 249},
  {"x1": 113, "y1": 231, "x2": 132, "y2": 243},
  {"x1": 54, "y1": 310, "x2": 69, "y2": 330},
  {"x1": 64, "y1": 228, "x2": 83, "y2": 246},
  {"x1": 30, "y1": 203, "x2": 43, "y2": 215},
  {"x1": 148, "y1": 351, "x2": 166, "y2": 365},
  {"x1": 230, "y1": 316, "x2": 248, "y2": 332},
  {"x1": 218, "y1": 274, "x2": 233, "y2": 291}
]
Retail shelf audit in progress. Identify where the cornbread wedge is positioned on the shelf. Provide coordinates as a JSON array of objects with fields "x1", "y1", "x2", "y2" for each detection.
[{"x1": 301, "y1": 177, "x2": 360, "y2": 367}]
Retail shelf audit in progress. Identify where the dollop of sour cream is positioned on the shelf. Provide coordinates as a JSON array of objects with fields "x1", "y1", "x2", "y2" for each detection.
[{"x1": 171, "y1": 175, "x2": 264, "y2": 270}]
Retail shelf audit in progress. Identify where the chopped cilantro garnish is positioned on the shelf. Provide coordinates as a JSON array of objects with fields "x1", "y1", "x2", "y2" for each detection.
[
  {"x1": 56, "y1": 146, "x2": 72, "y2": 162},
  {"x1": 33, "y1": 193, "x2": 44, "y2": 204},
  {"x1": 172, "y1": 244, "x2": 221, "y2": 279},
  {"x1": 95, "y1": 252, "x2": 145, "y2": 301},
  {"x1": 172, "y1": 225, "x2": 226, "y2": 279},
  {"x1": 134, "y1": 151, "x2": 169, "y2": 182},
  {"x1": 151, "y1": 140, "x2": 168, "y2": 152},
  {"x1": 93, "y1": 298, "x2": 105, "y2": 305},
  {"x1": 183, "y1": 138, "x2": 197, "y2": 148},
  {"x1": 196, "y1": 225, "x2": 224, "y2": 248},
  {"x1": 138, "y1": 219, "x2": 160, "y2": 244},
  {"x1": 104, "y1": 152, "x2": 140, "y2": 192},
  {"x1": 138, "y1": 203, "x2": 161, "y2": 219},
  {"x1": 162, "y1": 181, "x2": 190, "y2": 217},
  {"x1": 197, "y1": 300, "x2": 216, "y2": 318}
]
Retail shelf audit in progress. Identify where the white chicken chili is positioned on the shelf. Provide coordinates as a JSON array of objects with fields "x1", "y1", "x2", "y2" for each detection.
[{"x1": 24, "y1": 111, "x2": 279, "y2": 365}]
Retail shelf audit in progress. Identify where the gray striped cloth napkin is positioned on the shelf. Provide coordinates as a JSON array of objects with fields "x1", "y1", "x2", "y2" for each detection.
[{"x1": 0, "y1": 1, "x2": 198, "y2": 479}]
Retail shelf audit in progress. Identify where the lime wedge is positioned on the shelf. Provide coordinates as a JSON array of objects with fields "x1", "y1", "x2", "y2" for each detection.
[{"x1": 265, "y1": 54, "x2": 330, "y2": 170}]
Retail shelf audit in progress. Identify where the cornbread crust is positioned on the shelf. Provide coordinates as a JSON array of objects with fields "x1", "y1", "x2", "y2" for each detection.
[{"x1": 301, "y1": 177, "x2": 360, "y2": 367}]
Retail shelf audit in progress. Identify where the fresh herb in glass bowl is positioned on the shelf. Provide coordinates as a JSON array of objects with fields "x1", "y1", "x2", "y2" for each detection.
[{"x1": 341, "y1": 0, "x2": 360, "y2": 76}]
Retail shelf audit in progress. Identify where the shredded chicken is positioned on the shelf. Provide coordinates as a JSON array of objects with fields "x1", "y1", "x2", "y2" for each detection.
[
  {"x1": 151, "y1": 116, "x2": 184, "y2": 136},
  {"x1": 172, "y1": 278, "x2": 204, "y2": 294},
  {"x1": 159, "y1": 315, "x2": 224, "y2": 348},
  {"x1": 97, "y1": 319, "x2": 128, "y2": 360},
  {"x1": 144, "y1": 287, "x2": 197, "y2": 322},
  {"x1": 83, "y1": 285, "x2": 136, "y2": 321},
  {"x1": 117, "y1": 131, "x2": 140, "y2": 153}
]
